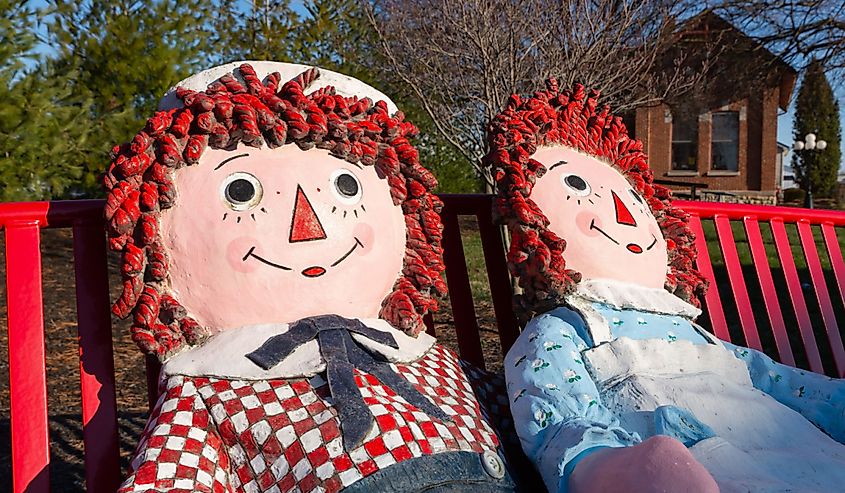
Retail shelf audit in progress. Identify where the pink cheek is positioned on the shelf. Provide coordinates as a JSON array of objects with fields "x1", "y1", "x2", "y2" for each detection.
[
  {"x1": 576, "y1": 211, "x2": 601, "y2": 237},
  {"x1": 227, "y1": 236, "x2": 259, "y2": 273},
  {"x1": 353, "y1": 222, "x2": 375, "y2": 254}
]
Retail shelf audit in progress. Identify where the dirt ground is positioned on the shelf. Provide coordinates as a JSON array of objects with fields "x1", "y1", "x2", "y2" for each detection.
[{"x1": 0, "y1": 221, "x2": 504, "y2": 492}]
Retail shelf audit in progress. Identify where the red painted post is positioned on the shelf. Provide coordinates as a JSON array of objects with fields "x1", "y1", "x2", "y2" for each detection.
[
  {"x1": 476, "y1": 202, "x2": 520, "y2": 355},
  {"x1": 714, "y1": 215, "x2": 762, "y2": 350},
  {"x1": 796, "y1": 221, "x2": 845, "y2": 377},
  {"x1": 743, "y1": 217, "x2": 794, "y2": 366},
  {"x1": 688, "y1": 214, "x2": 731, "y2": 341},
  {"x1": 5, "y1": 220, "x2": 51, "y2": 493},
  {"x1": 72, "y1": 222, "x2": 121, "y2": 492},
  {"x1": 439, "y1": 207, "x2": 485, "y2": 368}
]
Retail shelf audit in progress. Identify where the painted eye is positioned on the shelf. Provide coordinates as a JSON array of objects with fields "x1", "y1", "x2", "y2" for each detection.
[
  {"x1": 561, "y1": 174, "x2": 592, "y2": 197},
  {"x1": 630, "y1": 189, "x2": 644, "y2": 204},
  {"x1": 221, "y1": 172, "x2": 263, "y2": 211},
  {"x1": 330, "y1": 169, "x2": 363, "y2": 205}
]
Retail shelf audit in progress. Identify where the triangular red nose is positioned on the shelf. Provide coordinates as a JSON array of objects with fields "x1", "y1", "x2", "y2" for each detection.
[
  {"x1": 612, "y1": 190, "x2": 637, "y2": 227},
  {"x1": 289, "y1": 185, "x2": 327, "y2": 243}
]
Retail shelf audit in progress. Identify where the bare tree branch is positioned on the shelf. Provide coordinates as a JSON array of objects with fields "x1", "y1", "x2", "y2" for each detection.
[{"x1": 364, "y1": 0, "x2": 714, "y2": 190}]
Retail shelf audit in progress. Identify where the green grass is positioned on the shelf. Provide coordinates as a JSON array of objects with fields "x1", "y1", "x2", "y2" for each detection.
[{"x1": 455, "y1": 217, "x2": 845, "y2": 376}]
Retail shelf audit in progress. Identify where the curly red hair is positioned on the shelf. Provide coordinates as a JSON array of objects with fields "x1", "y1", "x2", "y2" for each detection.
[
  {"x1": 484, "y1": 80, "x2": 707, "y2": 320},
  {"x1": 103, "y1": 64, "x2": 447, "y2": 359}
]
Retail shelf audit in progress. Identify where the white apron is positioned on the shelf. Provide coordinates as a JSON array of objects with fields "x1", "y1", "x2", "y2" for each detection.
[{"x1": 583, "y1": 337, "x2": 845, "y2": 493}]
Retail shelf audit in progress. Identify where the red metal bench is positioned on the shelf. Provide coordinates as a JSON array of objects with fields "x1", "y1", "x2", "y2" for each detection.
[{"x1": 2, "y1": 195, "x2": 844, "y2": 492}]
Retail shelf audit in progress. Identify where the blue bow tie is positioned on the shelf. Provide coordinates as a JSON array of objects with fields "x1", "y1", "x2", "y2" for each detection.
[{"x1": 246, "y1": 314, "x2": 450, "y2": 450}]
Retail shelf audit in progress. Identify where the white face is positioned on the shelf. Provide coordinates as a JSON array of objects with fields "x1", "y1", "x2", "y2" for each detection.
[
  {"x1": 158, "y1": 144, "x2": 407, "y2": 332},
  {"x1": 529, "y1": 146, "x2": 669, "y2": 288}
]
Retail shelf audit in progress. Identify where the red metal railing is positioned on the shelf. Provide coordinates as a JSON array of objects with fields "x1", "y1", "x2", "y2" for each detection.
[
  {"x1": 677, "y1": 200, "x2": 845, "y2": 378},
  {"x1": 2, "y1": 197, "x2": 844, "y2": 492}
]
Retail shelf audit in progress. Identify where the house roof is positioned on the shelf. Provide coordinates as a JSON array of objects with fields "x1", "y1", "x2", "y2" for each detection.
[{"x1": 678, "y1": 11, "x2": 797, "y2": 110}]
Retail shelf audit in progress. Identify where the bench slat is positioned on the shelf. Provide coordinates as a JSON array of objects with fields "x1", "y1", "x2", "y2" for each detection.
[
  {"x1": 770, "y1": 219, "x2": 825, "y2": 373},
  {"x1": 744, "y1": 217, "x2": 795, "y2": 366},
  {"x1": 714, "y1": 215, "x2": 762, "y2": 350},
  {"x1": 440, "y1": 211, "x2": 485, "y2": 368},
  {"x1": 476, "y1": 205, "x2": 520, "y2": 355},
  {"x1": 821, "y1": 223, "x2": 845, "y2": 314},
  {"x1": 72, "y1": 223, "x2": 122, "y2": 492},
  {"x1": 797, "y1": 222, "x2": 845, "y2": 377},
  {"x1": 5, "y1": 222, "x2": 51, "y2": 493},
  {"x1": 688, "y1": 214, "x2": 730, "y2": 341}
]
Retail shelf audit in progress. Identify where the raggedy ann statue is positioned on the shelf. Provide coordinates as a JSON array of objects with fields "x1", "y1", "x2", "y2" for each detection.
[
  {"x1": 486, "y1": 80, "x2": 845, "y2": 493},
  {"x1": 104, "y1": 62, "x2": 516, "y2": 493}
]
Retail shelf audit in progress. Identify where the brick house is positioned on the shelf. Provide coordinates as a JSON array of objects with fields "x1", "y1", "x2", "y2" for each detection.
[{"x1": 630, "y1": 13, "x2": 797, "y2": 204}]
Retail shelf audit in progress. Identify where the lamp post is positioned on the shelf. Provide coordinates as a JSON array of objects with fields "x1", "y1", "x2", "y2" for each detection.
[{"x1": 793, "y1": 133, "x2": 828, "y2": 209}]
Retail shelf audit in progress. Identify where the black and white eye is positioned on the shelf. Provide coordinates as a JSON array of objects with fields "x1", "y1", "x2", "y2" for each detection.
[
  {"x1": 561, "y1": 174, "x2": 592, "y2": 197},
  {"x1": 330, "y1": 169, "x2": 363, "y2": 205},
  {"x1": 629, "y1": 189, "x2": 644, "y2": 204},
  {"x1": 221, "y1": 172, "x2": 263, "y2": 211}
]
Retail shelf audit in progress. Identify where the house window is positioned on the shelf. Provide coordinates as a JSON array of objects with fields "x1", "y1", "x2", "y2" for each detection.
[
  {"x1": 671, "y1": 113, "x2": 698, "y2": 171},
  {"x1": 711, "y1": 111, "x2": 739, "y2": 171}
]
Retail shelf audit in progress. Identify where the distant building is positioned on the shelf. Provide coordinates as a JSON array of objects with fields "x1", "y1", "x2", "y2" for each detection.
[
  {"x1": 629, "y1": 13, "x2": 797, "y2": 204},
  {"x1": 778, "y1": 142, "x2": 796, "y2": 190}
]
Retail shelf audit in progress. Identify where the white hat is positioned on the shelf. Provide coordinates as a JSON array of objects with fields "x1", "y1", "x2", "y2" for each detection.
[{"x1": 157, "y1": 61, "x2": 398, "y2": 115}]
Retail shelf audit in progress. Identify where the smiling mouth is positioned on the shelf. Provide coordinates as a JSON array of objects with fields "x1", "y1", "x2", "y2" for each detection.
[
  {"x1": 590, "y1": 219, "x2": 658, "y2": 255},
  {"x1": 242, "y1": 237, "x2": 364, "y2": 277}
]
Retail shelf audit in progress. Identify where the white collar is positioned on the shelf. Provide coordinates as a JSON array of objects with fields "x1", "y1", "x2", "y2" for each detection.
[
  {"x1": 568, "y1": 279, "x2": 701, "y2": 319},
  {"x1": 163, "y1": 318, "x2": 435, "y2": 380}
]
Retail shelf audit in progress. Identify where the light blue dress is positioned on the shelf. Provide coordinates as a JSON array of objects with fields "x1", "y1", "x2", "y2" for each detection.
[{"x1": 504, "y1": 283, "x2": 845, "y2": 493}]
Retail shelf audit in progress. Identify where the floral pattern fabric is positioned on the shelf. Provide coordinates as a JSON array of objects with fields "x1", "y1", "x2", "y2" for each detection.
[{"x1": 505, "y1": 304, "x2": 845, "y2": 493}]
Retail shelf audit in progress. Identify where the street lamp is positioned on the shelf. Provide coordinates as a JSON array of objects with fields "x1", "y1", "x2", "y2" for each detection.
[{"x1": 793, "y1": 133, "x2": 828, "y2": 208}]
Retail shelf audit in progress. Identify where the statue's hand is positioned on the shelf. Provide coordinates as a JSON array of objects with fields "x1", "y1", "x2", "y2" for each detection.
[{"x1": 569, "y1": 435, "x2": 719, "y2": 493}]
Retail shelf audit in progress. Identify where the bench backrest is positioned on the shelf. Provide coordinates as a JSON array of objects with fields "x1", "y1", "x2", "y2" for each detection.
[{"x1": 2, "y1": 195, "x2": 844, "y2": 492}]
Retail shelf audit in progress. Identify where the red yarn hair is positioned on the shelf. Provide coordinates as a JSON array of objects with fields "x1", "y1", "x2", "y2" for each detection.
[
  {"x1": 103, "y1": 64, "x2": 447, "y2": 359},
  {"x1": 484, "y1": 80, "x2": 707, "y2": 320}
]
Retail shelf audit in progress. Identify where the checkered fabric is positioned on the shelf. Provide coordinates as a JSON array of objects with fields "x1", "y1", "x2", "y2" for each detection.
[
  {"x1": 119, "y1": 377, "x2": 234, "y2": 493},
  {"x1": 120, "y1": 344, "x2": 500, "y2": 493},
  {"x1": 459, "y1": 362, "x2": 519, "y2": 450}
]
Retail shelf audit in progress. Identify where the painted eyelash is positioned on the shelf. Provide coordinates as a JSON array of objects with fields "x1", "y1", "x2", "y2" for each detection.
[
  {"x1": 223, "y1": 209, "x2": 264, "y2": 223},
  {"x1": 331, "y1": 204, "x2": 366, "y2": 218}
]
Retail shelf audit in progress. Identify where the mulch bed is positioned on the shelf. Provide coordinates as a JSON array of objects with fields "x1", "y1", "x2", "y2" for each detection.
[{"x1": 0, "y1": 224, "x2": 504, "y2": 492}]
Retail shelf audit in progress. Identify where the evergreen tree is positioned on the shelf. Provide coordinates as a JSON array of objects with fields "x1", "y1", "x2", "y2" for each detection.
[
  {"x1": 0, "y1": 1, "x2": 95, "y2": 200},
  {"x1": 42, "y1": 0, "x2": 216, "y2": 196},
  {"x1": 792, "y1": 59, "x2": 842, "y2": 199}
]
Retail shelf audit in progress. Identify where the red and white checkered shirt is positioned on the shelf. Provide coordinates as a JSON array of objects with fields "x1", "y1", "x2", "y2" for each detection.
[{"x1": 120, "y1": 344, "x2": 500, "y2": 493}]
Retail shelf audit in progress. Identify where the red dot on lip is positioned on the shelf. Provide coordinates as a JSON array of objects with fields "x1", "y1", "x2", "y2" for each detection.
[
  {"x1": 626, "y1": 243, "x2": 643, "y2": 254},
  {"x1": 302, "y1": 266, "x2": 326, "y2": 278}
]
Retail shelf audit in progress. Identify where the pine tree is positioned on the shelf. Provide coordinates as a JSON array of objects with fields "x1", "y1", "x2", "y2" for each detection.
[
  {"x1": 0, "y1": 1, "x2": 96, "y2": 200},
  {"x1": 792, "y1": 59, "x2": 842, "y2": 199},
  {"x1": 42, "y1": 0, "x2": 217, "y2": 196}
]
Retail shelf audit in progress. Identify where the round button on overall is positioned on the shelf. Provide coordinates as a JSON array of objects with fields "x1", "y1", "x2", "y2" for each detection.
[{"x1": 482, "y1": 450, "x2": 506, "y2": 479}]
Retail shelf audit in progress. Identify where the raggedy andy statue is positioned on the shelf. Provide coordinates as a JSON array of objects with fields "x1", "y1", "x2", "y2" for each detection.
[
  {"x1": 487, "y1": 80, "x2": 845, "y2": 493},
  {"x1": 104, "y1": 61, "x2": 516, "y2": 492}
]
